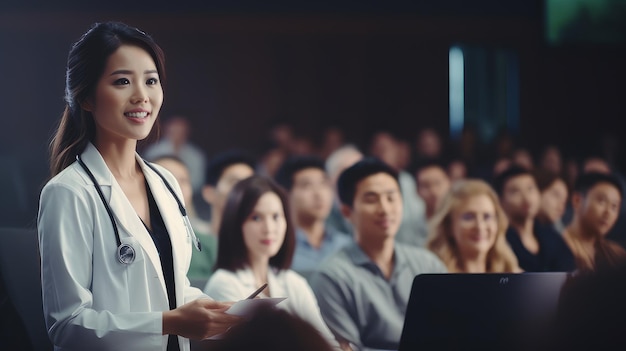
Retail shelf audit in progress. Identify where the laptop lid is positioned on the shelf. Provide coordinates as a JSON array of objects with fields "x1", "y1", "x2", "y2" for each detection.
[{"x1": 398, "y1": 272, "x2": 569, "y2": 351}]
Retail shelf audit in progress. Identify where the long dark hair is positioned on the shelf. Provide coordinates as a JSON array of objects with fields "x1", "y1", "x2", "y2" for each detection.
[
  {"x1": 50, "y1": 22, "x2": 166, "y2": 176},
  {"x1": 216, "y1": 175, "x2": 296, "y2": 271}
]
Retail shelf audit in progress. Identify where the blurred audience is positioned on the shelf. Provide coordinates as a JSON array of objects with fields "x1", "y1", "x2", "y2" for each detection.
[
  {"x1": 274, "y1": 156, "x2": 350, "y2": 278},
  {"x1": 511, "y1": 147, "x2": 534, "y2": 171},
  {"x1": 538, "y1": 145, "x2": 563, "y2": 176},
  {"x1": 582, "y1": 155, "x2": 612, "y2": 174},
  {"x1": 257, "y1": 142, "x2": 287, "y2": 178},
  {"x1": 269, "y1": 120, "x2": 296, "y2": 154},
  {"x1": 427, "y1": 179, "x2": 521, "y2": 273},
  {"x1": 411, "y1": 158, "x2": 451, "y2": 247},
  {"x1": 534, "y1": 169, "x2": 569, "y2": 234},
  {"x1": 562, "y1": 172, "x2": 626, "y2": 271},
  {"x1": 493, "y1": 156, "x2": 513, "y2": 178},
  {"x1": 319, "y1": 127, "x2": 346, "y2": 161},
  {"x1": 309, "y1": 158, "x2": 446, "y2": 350},
  {"x1": 579, "y1": 155, "x2": 626, "y2": 249},
  {"x1": 494, "y1": 166, "x2": 576, "y2": 272},
  {"x1": 150, "y1": 155, "x2": 217, "y2": 288},
  {"x1": 324, "y1": 144, "x2": 364, "y2": 235},
  {"x1": 369, "y1": 131, "x2": 428, "y2": 249},
  {"x1": 414, "y1": 127, "x2": 444, "y2": 161},
  {"x1": 202, "y1": 150, "x2": 256, "y2": 236},
  {"x1": 143, "y1": 115, "x2": 206, "y2": 194},
  {"x1": 447, "y1": 157, "x2": 469, "y2": 184},
  {"x1": 414, "y1": 158, "x2": 451, "y2": 221}
]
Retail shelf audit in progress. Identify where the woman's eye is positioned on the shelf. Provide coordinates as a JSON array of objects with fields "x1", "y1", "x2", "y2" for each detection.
[
  {"x1": 273, "y1": 213, "x2": 281, "y2": 221},
  {"x1": 460, "y1": 213, "x2": 475, "y2": 221},
  {"x1": 146, "y1": 77, "x2": 159, "y2": 85},
  {"x1": 113, "y1": 78, "x2": 130, "y2": 85},
  {"x1": 251, "y1": 215, "x2": 260, "y2": 222}
]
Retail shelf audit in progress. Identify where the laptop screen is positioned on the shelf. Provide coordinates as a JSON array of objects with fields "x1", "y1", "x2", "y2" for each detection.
[{"x1": 398, "y1": 272, "x2": 569, "y2": 351}]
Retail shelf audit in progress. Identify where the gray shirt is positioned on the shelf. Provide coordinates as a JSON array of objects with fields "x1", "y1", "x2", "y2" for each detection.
[
  {"x1": 291, "y1": 227, "x2": 352, "y2": 279},
  {"x1": 394, "y1": 170, "x2": 429, "y2": 248},
  {"x1": 309, "y1": 242, "x2": 447, "y2": 351}
]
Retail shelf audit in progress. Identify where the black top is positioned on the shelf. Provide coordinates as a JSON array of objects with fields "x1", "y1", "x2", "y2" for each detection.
[
  {"x1": 143, "y1": 182, "x2": 179, "y2": 351},
  {"x1": 506, "y1": 221, "x2": 576, "y2": 272}
]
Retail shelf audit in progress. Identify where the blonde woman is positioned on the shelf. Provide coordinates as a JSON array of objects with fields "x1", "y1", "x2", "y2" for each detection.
[{"x1": 427, "y1": 179, "x2": 521, "y2": 273}]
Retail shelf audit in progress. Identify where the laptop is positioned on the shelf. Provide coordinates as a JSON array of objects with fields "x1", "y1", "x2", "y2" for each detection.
[{"x1": 398, "y1": 272, "x2": 570, "y2": 351}]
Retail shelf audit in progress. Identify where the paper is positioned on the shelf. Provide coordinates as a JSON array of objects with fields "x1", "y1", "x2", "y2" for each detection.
[
  {"x1": 225, "y1": 297, "x2": 286, "y2": 316},
  {"x1": 206, "y1": 297, "x2": 287, "y2": 340}
]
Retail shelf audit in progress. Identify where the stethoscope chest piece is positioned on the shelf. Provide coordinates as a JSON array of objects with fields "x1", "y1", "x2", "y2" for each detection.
[{"x1": 117, "y1": 244, "x2": 136, "y2": 265}]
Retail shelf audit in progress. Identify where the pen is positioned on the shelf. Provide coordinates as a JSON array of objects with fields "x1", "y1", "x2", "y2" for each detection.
[{"x1": 246, "y1": 283, "x2": 268, "y2": 299}]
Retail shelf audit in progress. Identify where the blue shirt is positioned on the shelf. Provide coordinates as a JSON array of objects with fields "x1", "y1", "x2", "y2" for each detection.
[
  {"x1": 309, "y1": 242, "x2": 447, "y2": 351},
  {"x1": 291, "y1": 227, "x2": 351, "y2": 278}
]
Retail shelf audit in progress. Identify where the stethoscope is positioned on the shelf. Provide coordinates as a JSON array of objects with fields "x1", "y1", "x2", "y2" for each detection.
[{"x1": 76, "y1": 155, "x2": 201, "y2": 265}]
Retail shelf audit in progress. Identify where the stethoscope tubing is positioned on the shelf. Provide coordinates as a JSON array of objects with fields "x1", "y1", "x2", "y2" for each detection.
[{"x1": 75, "y1": 154, "x2": 201, "y2": 265}]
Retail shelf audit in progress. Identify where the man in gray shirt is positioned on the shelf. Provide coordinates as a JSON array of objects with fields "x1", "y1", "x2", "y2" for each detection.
[{"x1": 309, "y1": 158, "x2": 446, "y2": 351}]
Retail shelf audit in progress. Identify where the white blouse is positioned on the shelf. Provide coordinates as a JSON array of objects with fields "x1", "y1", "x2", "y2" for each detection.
[{"x1": 204, "y1": 266, "x2": 339, "y2": 348}]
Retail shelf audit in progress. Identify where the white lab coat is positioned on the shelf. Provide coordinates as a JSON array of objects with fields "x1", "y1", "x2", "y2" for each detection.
[{"x1": 38, "y1": 143, "x2": 208, "y2": 351}]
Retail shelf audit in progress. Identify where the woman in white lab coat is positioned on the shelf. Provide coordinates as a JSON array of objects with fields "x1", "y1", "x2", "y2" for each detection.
[{"x1": 38, "y1": 22, "x2": 240, "y2": 351}]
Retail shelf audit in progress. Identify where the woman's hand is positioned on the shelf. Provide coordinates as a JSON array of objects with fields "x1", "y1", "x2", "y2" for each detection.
[{"x1": 163, "y1": 299, "x2": 241, "y2": 340}]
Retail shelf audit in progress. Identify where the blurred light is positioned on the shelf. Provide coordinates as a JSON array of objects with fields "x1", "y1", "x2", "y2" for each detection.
[{"x1": 449, "y1": 46, "x2": 464, "y2": 139}]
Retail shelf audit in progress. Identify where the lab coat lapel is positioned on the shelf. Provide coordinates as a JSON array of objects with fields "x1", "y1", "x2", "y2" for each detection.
[
  {"x1": 80, "y1": 144, "x2": 167, "y2": 295},
  {"x1": 139, "y1": 157, "x2": 189, "y2": 307}
]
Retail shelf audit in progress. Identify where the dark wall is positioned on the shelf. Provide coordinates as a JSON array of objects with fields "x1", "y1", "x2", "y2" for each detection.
[{"x1": 0, "y1": 6, "x2": 625, "y2": 227}]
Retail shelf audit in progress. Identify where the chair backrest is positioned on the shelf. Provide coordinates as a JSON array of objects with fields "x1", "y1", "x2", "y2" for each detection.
[{"x1": 0, "y1": 227, "x2": 53, "y2": 351}]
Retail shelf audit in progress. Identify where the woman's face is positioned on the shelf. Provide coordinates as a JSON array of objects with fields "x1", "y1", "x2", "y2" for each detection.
[
  {"x1": 451, "y1": 194, "x2": 498, "y2": 259},
  {"x1": 86, "y1": 44, "x2": 163, "y2": 145},
  {"x1": 242, "y1": 192, "x2": 287, "y2": 263},
  {"x1": 540, "y1": 179, "x2": 568, "y2": 224}
]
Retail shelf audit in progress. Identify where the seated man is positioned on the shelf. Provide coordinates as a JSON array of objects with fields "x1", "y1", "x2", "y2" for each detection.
[
  {"x1": 414, "y1": 158, "x2": 451, "y2": 221},
  {"x1": 309, "y1": 158, "x2": 446, "y2": 351},
  {"x1": 325, "y1": 144, "x2": 364, "y2": 236},
  {"x1": 188, "y1": 150, "x2": 255, "y2": 287},
  {"x1": 563, "y1": 172, "x2": 626, "y2": 271},
  {"x1": 202, "y1": 150, "x2": 256, "y2": 236},
  {"x1": 494, "y1": 166, "x2": 576, "y2": 272},
  {"x1": 275, "y1": 156, "x2": 351, "y2": 277}
]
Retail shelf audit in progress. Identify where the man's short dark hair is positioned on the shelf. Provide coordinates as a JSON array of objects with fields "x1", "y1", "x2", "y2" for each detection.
[
  {"x1": 205, "y1": 150, "x2": 256, "y2": 186},
  {"x1": 573, "y1": 172, "x2": 623, "y2": 198},
  {"x1": 492, "y1": 165, "x2": 533, "y2": 197},
  {"x1": 337, "y1": 157, "x2": 399, "y2": 207},
  {"x1": 274, "y1": 156, "x2": 326, "y2": 191},
  {"x1": 412, "y1": 158, "x2": 448, "y2": 179}
]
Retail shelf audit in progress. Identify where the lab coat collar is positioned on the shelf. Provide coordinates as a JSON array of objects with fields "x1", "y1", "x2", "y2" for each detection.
[
  {"x1": 78, "y1": 143, "x2": 114, "y2": 186},
  {"x1": 79, "y1": 143, "x2": 168, "y2": 297}
]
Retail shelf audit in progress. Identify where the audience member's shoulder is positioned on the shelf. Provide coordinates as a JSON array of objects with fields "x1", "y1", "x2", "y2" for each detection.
[
  {"x1": 396, "y1": 242, "x2": 447, "y2": 272},
  {"x1": 396, "y1": 241, "x2": 434, "y2": 257},
  {"x1": 206, "y1": 268, "x2": 236, "y2": 284},
  {"x1": 310, "y1": 244, "x2": 357, "y2": 281},
  {"x1": 280, "y1": 268, "x2": 310, "y2": 285}
]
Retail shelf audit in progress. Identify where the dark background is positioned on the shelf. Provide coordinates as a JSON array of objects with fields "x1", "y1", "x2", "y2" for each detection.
[{"x1": 1, "y1": 0, "x2": 625, "y2": 227}]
